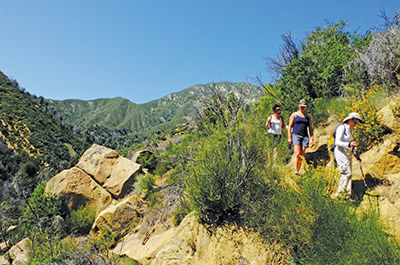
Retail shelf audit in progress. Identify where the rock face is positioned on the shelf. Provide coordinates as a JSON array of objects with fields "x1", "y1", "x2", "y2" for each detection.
[
  {"x1": 47, "y1": 166, "x2": 114, "y2": 213},
  {"x1": 8, "y1": 238, "x2": 31, "y2": 265},
  {"x1": 357, "y1": 102, "x2": 400, "y2": 238},
  {"x1": 46, "y1": 144, "x2": 142, "y2": 214},
  {"x1": 115, "y1": 214, "x2": 289, "y2": 265},
  {"x1": 77, "y1": 144, "x2": 142, "y2": 198},
  {"x1": 92, "y1": 195, "x2": 144, "y2": 238}
]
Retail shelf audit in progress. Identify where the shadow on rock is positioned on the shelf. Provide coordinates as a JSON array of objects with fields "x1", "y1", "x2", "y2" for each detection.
[
  {"x1": 305, "y1": 144, "x2": 331, "y2": 168},
  {"x1": 351, "y1": 174, "x2": 383, "y2": 206}
]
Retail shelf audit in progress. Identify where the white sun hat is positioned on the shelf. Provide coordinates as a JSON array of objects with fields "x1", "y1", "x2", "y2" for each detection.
[{"x1": 343, "y1": 112, "x2": 363, "y2": 123}]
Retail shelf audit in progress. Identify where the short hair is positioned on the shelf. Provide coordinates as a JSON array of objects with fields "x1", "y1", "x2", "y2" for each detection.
[{"x1": 272, "y1": 104, "x2": 281, "y2": 112}]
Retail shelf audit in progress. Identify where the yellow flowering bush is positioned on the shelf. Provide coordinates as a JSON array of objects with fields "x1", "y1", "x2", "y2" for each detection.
[
  {"x1": 346, "y1": 85, "x2": 388, "y2": 153},
  {"x1": 390, "y1": 97, "x2": 400, "y2": 118}
]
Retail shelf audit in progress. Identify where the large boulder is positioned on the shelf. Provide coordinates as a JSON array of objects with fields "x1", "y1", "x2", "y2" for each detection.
[
  {"x1": 379, "y1": 100, "x2": 400, "y2": 131},
  {"x1": 115, "y1": 213, "x2": 289, "y2": 265},
  {"x1": 102, "y1": 157, "x2": 141, "y2": 197},
  {"x1": 361, "y1": 134, "x2": 400, "y2": 177},
  {"x1": 92, "y1": 195, "x2": 144, "y2": 238},
  {"x1": 46, "y1": 144, "x2": 143, "y2": 215},
  {"x1": 77, "y1": 144, "x2": 142, "y2": 198},
  {"x1": 46, "y1": 167, "x2": 114, "y2": 214},
  {"x1": 8, "y1": 238, "x2": 31, "y2": 265}
]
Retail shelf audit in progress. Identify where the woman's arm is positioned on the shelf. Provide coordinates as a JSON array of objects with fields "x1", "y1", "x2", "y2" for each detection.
[
  {"x1": 308, "y1": 115, "x2": 314, "y2": 148},
  {"x1": 266, "y1": 115, "x2": 272, "y2": 129},
  {"x1": 287, "y1": 113, "x2": 295, "y2": 144}
]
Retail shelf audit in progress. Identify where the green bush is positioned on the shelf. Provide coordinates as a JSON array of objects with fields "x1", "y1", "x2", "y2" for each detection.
[
  {"x1": 172, "y1": 200, "x2": 192, "y2": 226},
  {"x1": 137, "y1": 151, "x2": 158, "y2": 172},
  {"x1": 249, "y1": 166, "x2": 400, "y2": 264},
  {"x1": 347, "y1": 85, "x2": 390, "y2": 153},
  {"x1": 186, "y1": 92, "x2": 268, "y2": 225},
  {"x1": 312, "y1": 97, "x2": 347, "y2": 126},
  {"x1": 138, "y1": 173, "x2": 159, "y2": 208},
  {"x1": 66, "y1": 205, "x2": 96, "y2": 235},
  {"x1": 295, "y1": 168, "x2": 400, "y2": 264},
  {"x1": 17, "y1": 181, "x2": 63, "y2": 239}
]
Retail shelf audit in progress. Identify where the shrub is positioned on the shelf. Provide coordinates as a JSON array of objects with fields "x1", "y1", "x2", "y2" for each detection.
[
  {"x1": 238, "y1": 163, "x2": 400, "y2": 264},
  {"x1": 138, "y1": 173, "x2": 159, "y2": 208},
  {"x1": 186, "y1": 91, "x2": 269, "y2": 225},
  {"x1": 17, "y1": 181, "x2": 63, "y2": 239},
  {"x1": 172, "y1": 199, "x2": 192, "y2": 226},
  {"x1": 346, "y1": 85, "x2": 390, "y2": 153},
  {"x1": 92, "y1": 227, "x2": 119, "y2": 250},
  {"x1": 137, "y1": 151, "x2": 158, "y2": 173},
  {"x1": 284, "y1": 167, "x2": 400, "y2": 264},
  {"x1": 66, "y1": 205, "x2": 96, "y2": 235},
  {"x1": 312, "y1": 97, "x2": 348, "y2": 125}
]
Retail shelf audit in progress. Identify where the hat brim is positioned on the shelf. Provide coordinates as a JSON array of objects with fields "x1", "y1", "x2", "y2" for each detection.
[
  {"x1": 343, "y1": 117, "x2": 363, "y2": 123},
  {"x1": 299, "y1": 104, "x2": 307, "y2": 107}
]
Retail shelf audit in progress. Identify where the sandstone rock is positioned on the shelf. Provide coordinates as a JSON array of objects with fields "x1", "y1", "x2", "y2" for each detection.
[
  {"x1": 379, "y1": 101, "x2": 400, "y2": 131},
  {"x1": 46, "y1": 167, "x2": 114, "y2": 214},
  {"x1": 102, "y1": 157, "x2": 141, "y2": 198},
  {"x1": 77, "y1": 144, "x2": 119, "y2": 185},
  {"x1": 77, "y1": 144, "x2": 142, "y2": 198},
  {"x1": 8, "y1": 238, "x2": 31, "y2": 265},
  {"x1": 92, "y1": 196, "x2": 143, "y2": 238},
  {"x1": 116, "y1": 213, "x2": 289, "y2": 265},
  {"x1": 360, "y1": 134, "x2": 400, "y2": 177},
  {"x1": 0, "y1": 255, "x2": 10, "y2": 265},
  {"x1": 0, "y1": 240, "x2": 9, "y2": 252}
]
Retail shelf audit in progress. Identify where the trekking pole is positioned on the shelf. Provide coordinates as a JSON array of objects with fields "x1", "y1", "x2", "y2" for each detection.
[{"x1": 352, "y1": 147, "x2": 367, "y2": 188}]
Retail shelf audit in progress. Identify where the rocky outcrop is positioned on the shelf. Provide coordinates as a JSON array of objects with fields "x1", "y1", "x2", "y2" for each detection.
[
  {"x1": 46, "y1": 166, "x2": 114, "y2": 214},
  {"x1": 46, "y1": 144, "x2": 142, "y2": 215},
  {"x1": 92, "y1": 195, "x2": 144, "y2": 239},
  {"x1": 115, "y1": 214, "x2": 289, "y2": 265},
  {"x1": 77, "y1": 144, "x2": 142, "y2": 198},
  {"x1": 2, "y1": 238, "x2": 32, "y2": 265},
  {"x1": 356, "y1": 102, "x2": 400, "y2": 238}
]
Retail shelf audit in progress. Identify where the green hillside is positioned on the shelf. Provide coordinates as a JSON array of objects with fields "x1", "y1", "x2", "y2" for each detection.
[
  {"x1": 0, "y1": 71, "x2": 87, "y2": 204},
  {"x1": 46, "y1": 82, "x2": 262, "y2": 142}
]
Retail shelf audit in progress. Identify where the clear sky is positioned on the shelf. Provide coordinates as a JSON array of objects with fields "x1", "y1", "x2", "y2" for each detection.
[{"x1": 1, "y1": 1, "x2": 399, "y2": 103}]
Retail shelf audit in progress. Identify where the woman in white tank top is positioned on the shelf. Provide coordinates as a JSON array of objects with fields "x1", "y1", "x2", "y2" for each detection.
[{"x1": 266, "y1": 104, "x2": 287, "y2": 161}]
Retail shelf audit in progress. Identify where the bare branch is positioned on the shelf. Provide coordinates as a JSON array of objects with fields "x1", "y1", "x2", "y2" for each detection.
[{"x1": 267, "y1": 32, "x2": 300, "y2": 77}]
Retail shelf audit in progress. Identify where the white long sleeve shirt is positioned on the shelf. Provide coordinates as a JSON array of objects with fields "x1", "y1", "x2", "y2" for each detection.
[{"x1": 335, "y1": 123, "x2": 353, "y2": 155}]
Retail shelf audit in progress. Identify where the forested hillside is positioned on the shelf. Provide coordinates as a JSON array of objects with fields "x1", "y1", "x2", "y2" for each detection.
[
  {"x1": 0, "y1": 71, "x2": 87, "y2": 210},
  {"x1": 46, "y1": 82, "x2": 262, "y2": 148}
]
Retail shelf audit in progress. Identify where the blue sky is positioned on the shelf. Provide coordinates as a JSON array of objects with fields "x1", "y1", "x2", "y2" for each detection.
[{"x1": 1, "y1": 1, "x2": 399, "y2": 103}]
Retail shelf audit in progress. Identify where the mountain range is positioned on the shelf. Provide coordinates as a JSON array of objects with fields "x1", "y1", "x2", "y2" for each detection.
[{"x1": 46, "y1": 81, "x2": 263, "y2": 145}]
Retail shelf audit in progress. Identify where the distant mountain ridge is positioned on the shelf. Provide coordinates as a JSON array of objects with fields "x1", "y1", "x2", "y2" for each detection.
[{"x1": 46, "y1": 82, "x2": 263, "y2": 137}]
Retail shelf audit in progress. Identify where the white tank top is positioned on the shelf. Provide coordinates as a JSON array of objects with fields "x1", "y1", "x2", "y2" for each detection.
[{"x1": 268, "y1": 115, "x2": 282, "y2": 135}]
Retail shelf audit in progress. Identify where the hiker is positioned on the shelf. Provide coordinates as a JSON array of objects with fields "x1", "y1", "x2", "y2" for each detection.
[
  {"x1": 266, "y1": 104, "x2": 287, "y2": 161},
  {"x1": 334, "y1": 112, "x2": 363, "y2": 197},
  {"x1": 288, "y1": 99, "x2": 314, "y2": 175}
]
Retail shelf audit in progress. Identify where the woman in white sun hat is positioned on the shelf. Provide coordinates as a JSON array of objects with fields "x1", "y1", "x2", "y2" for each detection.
[{"x1": 334, "y1": 112, "x2": 363, "y2": 198}]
